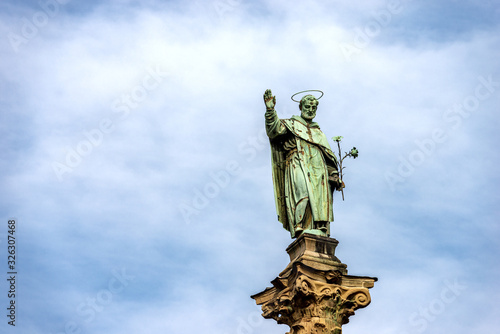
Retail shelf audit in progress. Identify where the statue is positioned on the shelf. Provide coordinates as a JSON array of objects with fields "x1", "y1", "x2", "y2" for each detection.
[
  {"x1": 264, "y1": 89, "x2": 344, "y2": 238},
  {"x1": 255, "y1": 92, "x2": 373, "y2": 333}
]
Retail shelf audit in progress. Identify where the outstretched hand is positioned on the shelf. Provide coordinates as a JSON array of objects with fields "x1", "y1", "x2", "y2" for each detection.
[{"x1": 264, "y1": 89, "x2": 276, "y2": 110}]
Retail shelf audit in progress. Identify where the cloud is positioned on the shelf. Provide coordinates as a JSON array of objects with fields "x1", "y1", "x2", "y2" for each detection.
[{"x1": 0, "y1": 0, "x2": 499, "y2": 333}]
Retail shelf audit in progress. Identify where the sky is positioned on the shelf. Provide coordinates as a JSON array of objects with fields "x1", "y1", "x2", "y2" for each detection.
[{"x1": 0, "y1": 0, "x2": 499, "y2": 333}]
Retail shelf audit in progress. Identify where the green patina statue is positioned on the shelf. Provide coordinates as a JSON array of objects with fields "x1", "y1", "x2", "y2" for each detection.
[{"x1": 264, "y1": 89, "x2": 344, "y2": 238}]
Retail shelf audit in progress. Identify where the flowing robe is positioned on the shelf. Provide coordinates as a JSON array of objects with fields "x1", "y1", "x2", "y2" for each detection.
[{"x1": 265, "y1": 110, "x2": 339, "y2": 237}]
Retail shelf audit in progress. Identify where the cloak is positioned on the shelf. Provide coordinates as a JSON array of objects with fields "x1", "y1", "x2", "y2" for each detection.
[{"x1": 269, "y1": 115, "x2": 338, "y2": 237}]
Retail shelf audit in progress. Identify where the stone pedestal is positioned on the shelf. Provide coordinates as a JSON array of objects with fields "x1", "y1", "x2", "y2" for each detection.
[{"x1": 251, "y1": 233, "x2": 377, "y2": 334}]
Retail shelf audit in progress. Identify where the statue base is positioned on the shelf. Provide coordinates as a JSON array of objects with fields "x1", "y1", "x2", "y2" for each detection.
[{"x1": 251, "y1": 233, "x2": 377, "y2": 334}]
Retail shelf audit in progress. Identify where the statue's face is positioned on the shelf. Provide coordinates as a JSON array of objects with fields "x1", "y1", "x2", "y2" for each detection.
[{"x1": 300, "y1": 97, "x2": 318, "y2": 121}]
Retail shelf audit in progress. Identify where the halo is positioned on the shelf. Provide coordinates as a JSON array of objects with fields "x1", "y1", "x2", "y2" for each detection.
[{"x1": 291, "y1": 90, "x2": 324, "y2": 103}]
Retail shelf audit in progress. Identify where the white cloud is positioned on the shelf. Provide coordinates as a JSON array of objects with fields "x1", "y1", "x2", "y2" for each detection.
[{"x1": 0, "y1": 0, "x2": 499, "y2": 333}]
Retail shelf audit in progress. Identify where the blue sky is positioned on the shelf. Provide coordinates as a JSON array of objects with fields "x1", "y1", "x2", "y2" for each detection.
[{"x1": 1, "y1": 0, "x2": 499, "y2": 333}]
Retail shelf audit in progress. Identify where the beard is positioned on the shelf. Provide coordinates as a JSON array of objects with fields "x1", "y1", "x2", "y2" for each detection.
[{"x1": 301, "y1": 110, "x2": 316, "y2": 120}]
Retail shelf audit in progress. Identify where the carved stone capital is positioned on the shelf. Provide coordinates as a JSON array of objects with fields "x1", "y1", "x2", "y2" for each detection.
[{"x1": 252, "y1": 234, "x2": 376, "y2": 334}]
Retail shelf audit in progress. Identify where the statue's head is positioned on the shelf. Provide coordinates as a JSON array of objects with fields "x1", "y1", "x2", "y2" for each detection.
[{"x1": 299, "y1": 95, "x2": 318, "y2": 121}]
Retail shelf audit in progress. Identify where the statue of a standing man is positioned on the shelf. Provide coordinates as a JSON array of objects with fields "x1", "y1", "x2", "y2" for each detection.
[{"x1": 264, "y1": 89, "x2": 344, "y2": 238}]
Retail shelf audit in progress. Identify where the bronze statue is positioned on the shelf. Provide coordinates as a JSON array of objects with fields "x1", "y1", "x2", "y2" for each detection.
[{"x1": 264, "y1": 89, "x2": 344, "y2": 238}]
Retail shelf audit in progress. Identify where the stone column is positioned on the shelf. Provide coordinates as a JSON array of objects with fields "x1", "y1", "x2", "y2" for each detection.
[{"x1": 251, "y1": 233, "x2": 377, "y2": 334}]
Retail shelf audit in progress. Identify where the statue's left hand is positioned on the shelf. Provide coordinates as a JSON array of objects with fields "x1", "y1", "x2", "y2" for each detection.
[{"x1": 329, "y1": 174, "x2": 345, "y2": 191}]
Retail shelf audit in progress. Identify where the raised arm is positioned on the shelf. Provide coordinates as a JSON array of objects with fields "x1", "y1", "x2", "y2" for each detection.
[{"x1": 264, "y1": 89, "x2": 287, "y2": 139}]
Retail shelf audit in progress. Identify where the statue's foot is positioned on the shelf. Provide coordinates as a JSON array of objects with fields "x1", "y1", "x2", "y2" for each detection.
[
  {"x1": 317, "y1": 222, "x2": 328, "y2": 233},
  {"x1": 295, "y1": 227, "x2": 304, "y2": 237}
]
